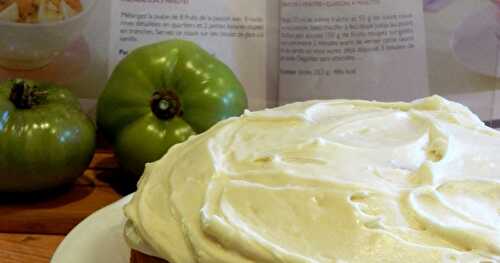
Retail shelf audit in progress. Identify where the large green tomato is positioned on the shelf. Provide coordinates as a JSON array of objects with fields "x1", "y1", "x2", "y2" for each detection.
[
  {"x1": 0, "y1": 79, "x2": 96, "y2": 193},
  {"x1": 97, "y1": 40, "x2": 247, "y2": 177}
]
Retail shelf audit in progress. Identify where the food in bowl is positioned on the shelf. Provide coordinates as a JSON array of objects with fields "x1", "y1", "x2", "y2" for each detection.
[
  {"x1": 0, "y1": 0, "x2": 93, "y2": 69},
  {"x1": 0, "y1": 0, "x2": 83, "y2": 23},
  {"x1": 124, "y1": 96, "x2": 500, "y2": 262}
]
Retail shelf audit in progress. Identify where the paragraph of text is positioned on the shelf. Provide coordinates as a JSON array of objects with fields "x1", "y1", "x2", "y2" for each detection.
[
  {"x1": 280, "y1": 13, "x2": 417, "y2": 66},
  {"x1": 118, "y1": 12, "x2": 265, "y2": 43}
]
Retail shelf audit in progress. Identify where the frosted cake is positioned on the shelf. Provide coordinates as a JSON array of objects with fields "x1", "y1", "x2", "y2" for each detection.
[{"x1": 124, "y1": 96, "x2": 500, "y2": 263}]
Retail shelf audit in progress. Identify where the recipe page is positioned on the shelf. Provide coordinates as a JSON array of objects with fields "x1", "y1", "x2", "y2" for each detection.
[
  {"x1": 109, "y1": 0, "x2": 279, "y2": 110},
  {"x1": 279, "y1": 0, "x2": 429, "y2": 104}
]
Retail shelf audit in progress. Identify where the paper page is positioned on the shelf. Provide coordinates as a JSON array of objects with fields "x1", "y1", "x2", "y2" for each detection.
[
  {"x1": 109, "y1": 0, "x2": 279, "y2": 110},
  {"x1": 279, "y1": 0, "x2": 428, "y2": 104},
  {"x1": 425, "y1": 0, "x2": 498, "y2": 123}
]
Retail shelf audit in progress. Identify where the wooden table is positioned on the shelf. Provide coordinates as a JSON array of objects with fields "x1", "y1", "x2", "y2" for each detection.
[{"x1": 0, "y1": 150, "x2": 132, "y2": 263}]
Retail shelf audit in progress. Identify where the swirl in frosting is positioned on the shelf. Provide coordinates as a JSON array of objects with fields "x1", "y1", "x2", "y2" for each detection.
[{"x1": 124, "y1": 96, "x2": 500, "y2": 263}]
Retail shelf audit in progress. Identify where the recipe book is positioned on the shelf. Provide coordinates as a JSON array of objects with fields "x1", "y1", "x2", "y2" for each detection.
[{"x1": 110, "y1": 0, "x2": 428, "y2": 109}]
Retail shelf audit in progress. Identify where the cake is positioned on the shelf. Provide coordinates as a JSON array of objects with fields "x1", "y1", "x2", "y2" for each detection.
[
  {"x1": 124, "y1": 96, "x2": 500, "y2": 263},
  {"x1": 0, "y1": 0, "x2": 83, "y2": 23},
  {"x1": 129, "y1": 250, "x2": 166, "y2": 263}
]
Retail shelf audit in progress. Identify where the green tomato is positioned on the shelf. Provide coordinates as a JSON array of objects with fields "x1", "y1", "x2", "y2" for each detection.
[
  {"x1": 0, "y1": 79, "x2": 96, "y2": 193},
  {"x1": 97, "y1": 40, "x2": 247, "y2": 178}
]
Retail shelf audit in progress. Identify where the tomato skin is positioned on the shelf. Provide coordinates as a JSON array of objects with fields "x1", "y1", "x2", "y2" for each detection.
[
  {"x1": 0, "y1": 80, "x2": 96, "y2": 193},
  {"x1": 97, "y1": 40, "x2": 247, "y2": 177}
]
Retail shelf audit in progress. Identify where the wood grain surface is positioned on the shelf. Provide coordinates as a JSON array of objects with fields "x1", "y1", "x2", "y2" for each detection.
[
  {"x1": 0, "y1": 151, "x2": 130, "y2": 262},
  {"x1": 0, "y1": 184, "x2": 122, "y2": 235},
  {"x1": 0, "y1": 233, "x2": 64, "y2": 263}
]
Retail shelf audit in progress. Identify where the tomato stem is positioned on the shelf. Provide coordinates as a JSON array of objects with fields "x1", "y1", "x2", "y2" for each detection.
[
  {"x1": 150, "y1": 91, "x2": 182, "y2": 120},
  {"x1": 9, "y1": 79, "x2": 48, "y2": 109}
]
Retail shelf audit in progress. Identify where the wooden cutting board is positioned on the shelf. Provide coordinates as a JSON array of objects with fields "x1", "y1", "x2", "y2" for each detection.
[
  {"x1": 0, "y1": 151, "x2": 129, "y2": 235},
  {"x1": 0, "y1": 233, "x2": 65, "y2": 263},
  {"x1": 0, "y1": 150, "x2": 132, "y2": 262}
]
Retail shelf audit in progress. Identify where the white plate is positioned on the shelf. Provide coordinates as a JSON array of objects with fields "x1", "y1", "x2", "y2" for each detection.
[
  {"x1": 451, "y1": 6, "x2": 500, "y2": 78},
  {"x1": 51, "y1": 194, "x2": 134, "y2": 263}
]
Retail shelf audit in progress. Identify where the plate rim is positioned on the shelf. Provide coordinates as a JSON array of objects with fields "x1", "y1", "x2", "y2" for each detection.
[{"x1": 51, "y1": 193, "x2": 134, "y2": 263}]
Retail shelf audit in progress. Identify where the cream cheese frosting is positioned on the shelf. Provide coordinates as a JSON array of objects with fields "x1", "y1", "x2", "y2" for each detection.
[{"x1": 124, "y1": 96, "x2": 500, "y2": 263}]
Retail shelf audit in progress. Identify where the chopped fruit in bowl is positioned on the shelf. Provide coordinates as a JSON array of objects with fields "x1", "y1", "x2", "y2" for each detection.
[{"x1": 0, "y1": 0, "x2": 94, "y2": 70}]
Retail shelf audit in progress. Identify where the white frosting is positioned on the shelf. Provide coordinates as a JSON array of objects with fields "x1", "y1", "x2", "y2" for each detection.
[{"x1": 124, "y1": 96, "x2": 500, "y2": 263}]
